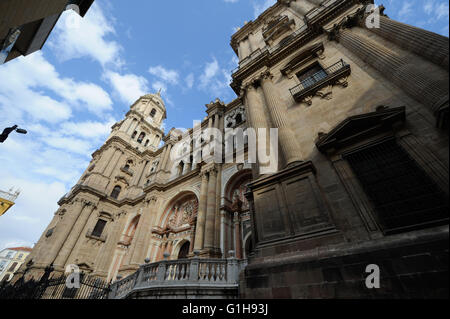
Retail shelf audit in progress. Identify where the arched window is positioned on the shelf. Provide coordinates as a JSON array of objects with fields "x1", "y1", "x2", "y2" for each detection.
[
  {"x1": 150, "y1": 108, "x2": 157, "y2": 118},
  {"x1": 131, "y1": 131, "x2": 138, "y2": 139},
  {"x1": 144, "y1": 139, "x2": 150, "y2": 147},
  {"x1": 235, "y1": 113, "x2": 243, "y2": 125},
  {"x1": 137, "y1": 132, "x2": 146, "y2": 144},
  {"x1": 178, "y1": 242, "x2": 190, "y2": 259},
  {"x1": 124, "y1": 164, "x2": 130, "y2": 171},
  {"x1": 111, "y1": 186, "x2": 121, "y2": 199}
]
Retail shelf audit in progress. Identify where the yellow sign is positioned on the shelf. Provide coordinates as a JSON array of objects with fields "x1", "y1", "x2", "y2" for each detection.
[{"x1": 0, "y1": 198, "x2": 14, "y2": 216}]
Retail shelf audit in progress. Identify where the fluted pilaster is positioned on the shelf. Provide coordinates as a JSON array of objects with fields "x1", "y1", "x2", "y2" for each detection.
[
  {"x1": 53, "y1": 200, "x2": 96, "y2": 269},
  {"x1": 42, "y1": 200, "x2": 83, "y2": 266},
  {"x1": 130, "y1": 198, "x2": 157, "y2": 265},
  {"x1": 103, "y1": 148, "x2": 122, "y2": 177},
  {"x1": 96, "y1": 211, "x2": 127, "y2": 276},
  {"x1": 234, "y1": 212, "x2": 242, "y2": 259},
  {"x1": 338, "y1": 27, "x2": 449, "y2": 119},
  {"x1": 98, "y1": 146, "x2": 115, "y2": 175},
  {"x1": 260, "y1": 72, "x2": 304, "y2": 165},
  {"x1": 204, "y1": 167, "x2": 218, "y2": 250},
  {"x1": 162, "y1": 143, "x2": 173, "y2": 171},
  {"x1": 194, "y1": 172, "x2": 209, "y2": 251},
  {"x1": 368, "y1": 15, "x2": 449, "y2": 69}
]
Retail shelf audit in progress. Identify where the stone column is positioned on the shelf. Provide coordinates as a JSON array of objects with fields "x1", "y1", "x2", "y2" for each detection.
[
  {"x1": 42, "y1": 200, "x2": 83, "y2": 266},
  {"x1": 130, "y1": 199, "x2": 156, "y2": 265},
  {"x1": 131, "y1": 160, "x2": 146, "y2": 185},
  {"x1": 103, "y1": 148, "x2": 123, "y2": 177},
  {"x1": 162, "y1": 143, "x2": 174, "y2": 171},
  {"x1": 367, "y1": 15, "x2": 449, "y2": 69},
  {"x1": 157, "y1": 147, "x2": 167, "y2": 171},
  {"x1": 337, "y1": 27, "x2": 449, "y2": 121},
  {"x1": 98, "y1": 147, "x2": 116, "y2": 175},
  {"x1": 203, "y1": 167, "x2": 218, "y2": 251},
  {"x1": 53, "y1": 200, "x2": 96, "y2": 269},
  {"x1": 137, "y1": 161, "x2": 151, "y2": 186},
  {"x1": 120, "y1": 118, "x2": 132, "y2": 132},
  {"x1": 95, "y1": 212, "x2": 127, "y2": 277},
  {"x1": 214, "y1": 166, "x2": 222, "y2": 254},
  {"x1": 243, "y1": 83, "x2": 271, "y2": 176},
  {"x1": 220, "y1": 210, "x2": 226, "y2": 258},
  {"x1": 189, "y1": 226, "x2": 196, "y2": 255},
  {"x1": 194, "y1": 172, "x2": 209, "y2": 251},
  {"x1": 233, "y1": 213, "x2": 242, "y2": 260},
  {"x1": 127, "y1": 120, "x2": 139, "y2": 135},
  {"x1": 260, "y1": 71, "x2": 304, "y2": 165}
]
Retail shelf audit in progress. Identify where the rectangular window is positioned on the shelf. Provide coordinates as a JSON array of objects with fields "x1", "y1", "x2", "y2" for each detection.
[
  {"x1": 8, "y1": 262, "x2": 18, "y2": 272},
  {"x1": 92, "y1": 220, "x2": 107, "y2": 238},
  {"x1": 296, "y1": 63, "x2": 328, "y2": 89},
  {"x1": 345, "y1": 139, "x2": 449, "y2": 235}
]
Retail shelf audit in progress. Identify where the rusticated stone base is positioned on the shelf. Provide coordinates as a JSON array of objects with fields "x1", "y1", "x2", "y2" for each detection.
[{"x1": 239, "y1": 226, "x2": 449, "y2": 299}]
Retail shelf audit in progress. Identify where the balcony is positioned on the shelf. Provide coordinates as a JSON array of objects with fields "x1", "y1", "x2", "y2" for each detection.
[
  {"x1": 290, "y1": 59, "x2": 351, "y2": 104},
  {"x1": 108, "y1": 256, "x2": 247, "y2": 299}
]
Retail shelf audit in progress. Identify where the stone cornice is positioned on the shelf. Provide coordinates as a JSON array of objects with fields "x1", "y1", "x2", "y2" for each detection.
[
  {"x1": 92, "y1": 135, "x2": 164, "y2": 159},
  {"x1": 58, "y1": 166, "x2": 202, "y2": 208},
  {"x1": 230, "y1": 1, "x2": 284, "y2": 53},
  {"x1": 230, "y1": 0, "x2": 366, "y2": 95}
]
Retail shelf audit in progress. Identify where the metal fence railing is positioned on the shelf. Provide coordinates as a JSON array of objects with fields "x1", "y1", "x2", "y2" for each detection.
[{"x1": 0, "y1": 270, "x2": 110, "y2": 300}]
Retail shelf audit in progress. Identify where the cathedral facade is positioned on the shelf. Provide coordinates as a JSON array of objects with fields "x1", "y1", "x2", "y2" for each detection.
[{"x1": 16, "y1": 0, "x2": 449, "y2": 298}]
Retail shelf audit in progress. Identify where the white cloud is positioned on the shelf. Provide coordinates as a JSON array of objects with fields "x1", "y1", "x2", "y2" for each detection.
[
  {"x1": 399, "y1": 1, "x2": 413, "y2": 18},
  {"x1": 253, "y1": 0, "x2": 276, "y2": 18},
  {"x1": 199, "y1": 57, "x2": 231, "y2": 98},
  {"x1": 0, "y1": 176, "x2": 67, "y2": 251},
  {"x1": 148, "y1": 66, "x2": 180, "y2": 85},
  {"x1": 0, "y1": 52, "x2": 113, "y2": 123},
  {"x1": 185, "y1": 73, "x2": 195, "y2": 90},
  {"x1": 104, "y1": 71, "x2": 149, "y2": 104},
  {"x1": 49, "y1": 2, "x2": 123, "y2": 67},
  {"x1": 60, "y1": 120, "x2": 114, "y2": 139}
]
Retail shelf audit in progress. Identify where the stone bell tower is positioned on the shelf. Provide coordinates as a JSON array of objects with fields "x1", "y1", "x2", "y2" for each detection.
[{"x1": 109, "y1": 92, "x2": 166, "y2": 153}]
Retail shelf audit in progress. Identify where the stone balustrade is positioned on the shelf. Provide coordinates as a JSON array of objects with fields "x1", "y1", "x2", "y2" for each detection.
[{"x1": 108, "y1": 256, "x2": 247, "y2": 299}]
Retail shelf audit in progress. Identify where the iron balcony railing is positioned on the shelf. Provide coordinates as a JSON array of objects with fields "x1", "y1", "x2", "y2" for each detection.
[
  {"x1": 108, "y1": 256, "x2": 247, "y2": 299},
  {"x1": 289, "y1": 59, "x2": 351, "y2": 102}
]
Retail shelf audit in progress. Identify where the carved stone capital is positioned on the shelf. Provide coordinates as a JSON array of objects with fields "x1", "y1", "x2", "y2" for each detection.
[{"x1": 207, "y1": 166, "x2": 218, "y2": 176}]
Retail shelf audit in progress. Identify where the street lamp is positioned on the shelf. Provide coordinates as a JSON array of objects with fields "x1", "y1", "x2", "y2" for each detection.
[{"x1": 0, "y1": 125, "x2": 27, "y2": 143}]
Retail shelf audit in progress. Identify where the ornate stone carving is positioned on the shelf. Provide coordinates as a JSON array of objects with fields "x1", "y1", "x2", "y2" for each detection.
[
  {"x1": 167, "y1": 199, "x2": 198, "y2": 229},
  {"x1": 225, "y1": 106, "x2": 247, "y2": 128}
]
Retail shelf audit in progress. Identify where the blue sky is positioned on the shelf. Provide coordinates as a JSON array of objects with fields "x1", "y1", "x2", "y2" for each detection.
[{"x1": 0, "y1": 0, "x2": 448, "y2": 251}]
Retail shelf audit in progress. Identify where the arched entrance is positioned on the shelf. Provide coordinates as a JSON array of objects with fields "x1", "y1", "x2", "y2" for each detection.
[
  {"x1": 177, "y1": 241, "x2": 190, "y2": 259},
  {"x1": 152, "y1": 192, "x2": 198, "y2": 261},
  {"x1": 224, "y1": 169, "x2": 253, "y2": 259}
]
